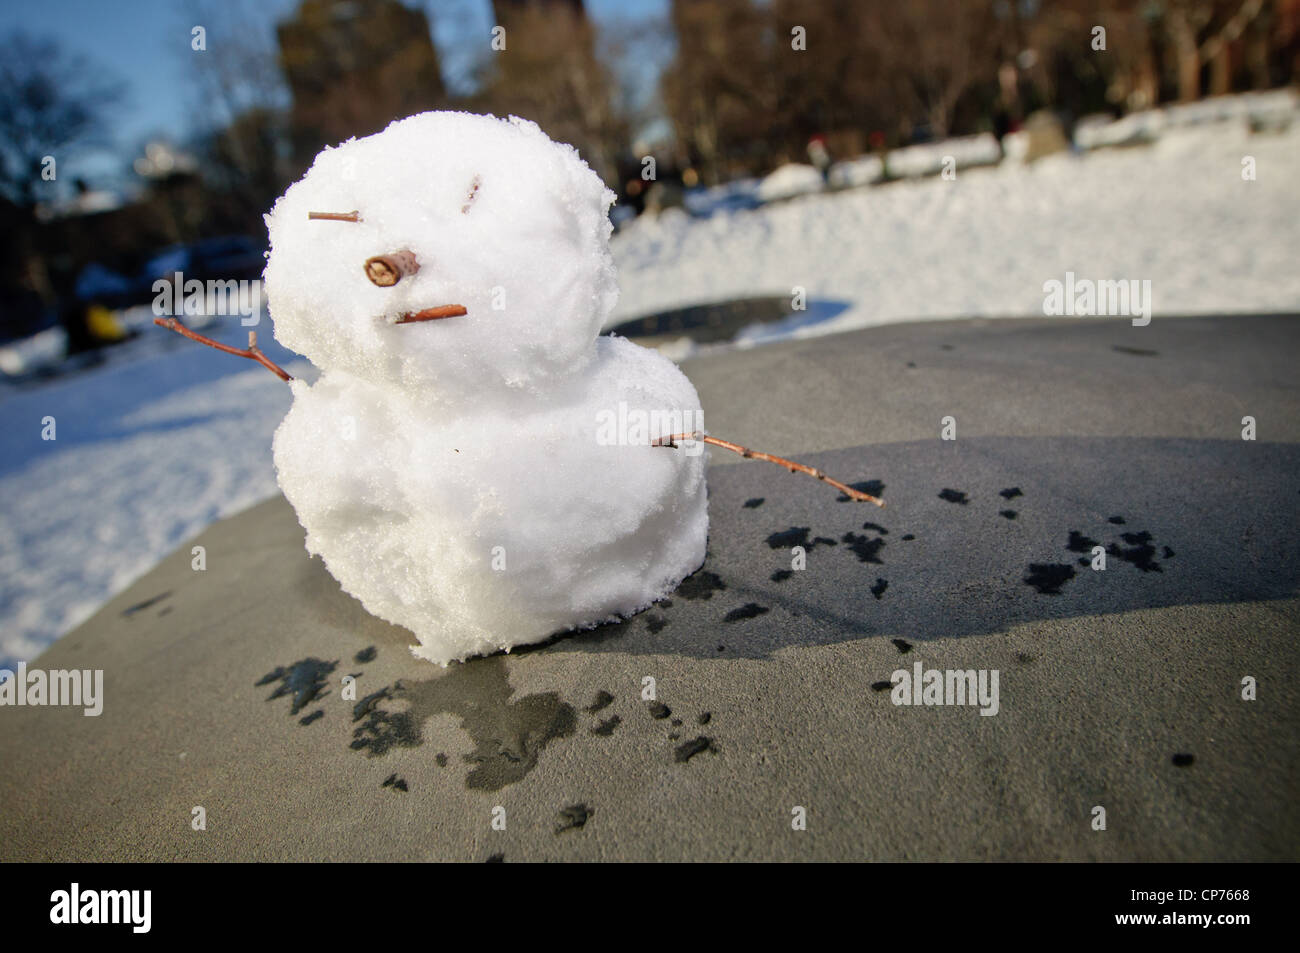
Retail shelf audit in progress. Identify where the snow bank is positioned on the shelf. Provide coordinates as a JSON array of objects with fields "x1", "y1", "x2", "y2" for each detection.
[
  {"x1": 756, "y1": 163, "x2": 826, "y2": 203},
  {"x1": 885, "y1": 133, "x2": 1002, "y2": 179}
]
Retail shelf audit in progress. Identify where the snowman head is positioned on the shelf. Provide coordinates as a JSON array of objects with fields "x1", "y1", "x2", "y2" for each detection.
[{"x1": 264, "y1": 112, "x2": 618, "y2": 402}]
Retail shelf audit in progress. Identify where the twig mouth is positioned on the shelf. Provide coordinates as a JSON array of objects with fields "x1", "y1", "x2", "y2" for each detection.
[{"x1": 395, "y1": 304, "x2": 468, "y2": 324}]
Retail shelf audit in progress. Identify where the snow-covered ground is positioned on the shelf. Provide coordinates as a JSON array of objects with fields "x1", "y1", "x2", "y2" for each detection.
[
  {"x1": 610, "y1": 121, "x2": 1300, "y2": 346},
  {"x1": 3, "y1": 118, "x2": 1299, "y2": 667}
]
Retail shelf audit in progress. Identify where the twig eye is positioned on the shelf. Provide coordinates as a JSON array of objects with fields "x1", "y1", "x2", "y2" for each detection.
[{"x1": 461, "y1": 176, "x2": 481, "y2": 214}]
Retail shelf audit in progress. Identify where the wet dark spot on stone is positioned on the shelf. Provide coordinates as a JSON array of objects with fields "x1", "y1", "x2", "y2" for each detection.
[
  {"x1": 586, "y1": 690, "x2": 614, "y2": 713},
  {"x1": 354, "y1": 645, "x2": 377, "y2": 663},
  {"x1": 872, "y1": 578, "x2": 889, "y2": 600},
  {"x1": 891, "y1": 638, "x2": 912, "y2": 654},
  {"x1": 841, "y1": 532, "x2": 886, "y2": 563},
  {"x1": 1163, "y1": 546, "x2": 1175, "y2": 559},
  {"x1": 901, "y1": 534, "x2": 916, "y2": 541},
  {"x1": 1172, "y1": 753, "x2": 1194, "y2": 767},
  {"x1": 767, "y1": 526, "x2": 835, "y2": 551},
  {"x1": 677, "y1": 570, "x2": 727, "y2": 600},
  {"x1": 648, "y1": 702, "x2": 672, "y2": 719},
  {"x1": 940, "y1": 343, "x2": 954, "y2": 350},
  {"x1": 1067, "y1": 530, "x2": 1099, "y2": 553},
  {"x1": 938, "y1": 488, "x2": 968, "y2": 505},
  {"x1": 381, "y1": 773, "x2": 408, "y2": 792},
  {"x1": 837, "y1": 480, "x2": 884, "y2": 503},
  {"x1": 906, "y1": 360, "x2": 917, "y2": 368},
  {"x1": 556, "y1": 803, "x2": 593, "y2": 834},
  {"x1": 674, "y1": 736, "x2": 717, "y2": 763},
  {"x1": 348, "y1": 657, "x2": 576, "y2": 792},
  {"x1": 724, "y1": 602, "x2": 770, "y2": 622},
  {"x1": 871, "y1": 680, "x2": 893, "y2": 692},
  {"x1": 743, "y1": 497, "x2": 765, "y2": 509},
  {"x1": 697, "y1": 712, "x2": 711, "y2": 725},
  {"x1": 257, "y1": 657, "x2": 338, "y2": 716},
  {"x1": 1024, "y1": 563, "x2": 1076, "y2": 595},
  {"x1": 1108, "y1": 516, "x2": 1126, "y2": 525},
  {"x1": 353, "y1": 685, "x2": 397, "y2": 722},
  {"x1": 646, "y1": 614, "x2": 668, "y2": 633},
  {"x1": 861, "y1": 521, "x2": 889, "y2": 535},
  {"x1": 298, "y1": 709, "x2": 325, "y2": 726},
  {"x1": 1078, "y1": 557, "x2": 1091, "y2": 566},
  {"x1": 485, "y1": 853, "x2": 504, "y2": 863},
  {"x1": 1015, "y1": 652, "x2": 1035, "y2": 664},
  {"x1": 770, "y1": 569, "x2": 794, "y2": 582},
  {"x1": 1108, "y1": 531, "x2": 1163, "y2": 572},
  {"x1": 671, "y1": 718, "x2": 682, "y2": 727},
  {"x1": 717, "y1": 644, "x2": 725, "y2": 652},
  {"x1": 435, "y1": 753, "x2": 448, "y2": 767},
  {"x1": 590, "y1": 715, "x2": 621, "y2": 736},
  {"x1": 123, "y1": 591, "x2": 171, "y2": 617},
  {"x1": 1112, "y1": 344, "x2": 1158, "y2": 357},
  {"x1": 1000, "y1": 509, "x2": 1017, "y2": 520},
  {"x1": 999, "y1": 487, "x2": 1023, "y2": 500}
]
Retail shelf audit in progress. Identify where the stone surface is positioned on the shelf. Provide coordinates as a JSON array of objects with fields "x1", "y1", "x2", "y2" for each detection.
[{"x1": 2, "y1": 314, "x2": 1297, "y2": 861}]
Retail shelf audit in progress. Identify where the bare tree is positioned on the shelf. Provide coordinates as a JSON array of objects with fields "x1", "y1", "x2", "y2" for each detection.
[{"x1": 0, "y1": 31, "x2": 125, "y2": 207}]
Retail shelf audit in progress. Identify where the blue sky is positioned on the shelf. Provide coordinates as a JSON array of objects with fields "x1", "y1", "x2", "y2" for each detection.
[{"x1": 1, "y1": 0, "x2": 668, "y2": 183}]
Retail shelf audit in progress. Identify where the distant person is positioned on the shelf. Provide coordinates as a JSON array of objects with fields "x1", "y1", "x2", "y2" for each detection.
[{"x1": 807, "y1": 134, "x2": 832, "y2": 183}]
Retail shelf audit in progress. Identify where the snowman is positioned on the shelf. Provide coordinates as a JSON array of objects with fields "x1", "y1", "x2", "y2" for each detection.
[{"x1": 157, "y1": 112, "x2": 879, "y2": 665}]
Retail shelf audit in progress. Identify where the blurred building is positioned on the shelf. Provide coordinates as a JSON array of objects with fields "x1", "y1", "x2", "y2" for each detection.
[{"x1": 278, "y1": 0, "x2": 447, "y2": 170}]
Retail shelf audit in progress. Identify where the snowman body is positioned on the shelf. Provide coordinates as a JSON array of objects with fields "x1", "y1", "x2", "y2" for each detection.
[{"x1": 264, "y1": 112, "x2": 708, "y2": 664}]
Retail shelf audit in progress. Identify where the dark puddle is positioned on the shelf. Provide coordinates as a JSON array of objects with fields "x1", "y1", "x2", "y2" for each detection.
[
  {"x1": 1024, "y1": 563, "x2": 1076, "y2": 595},
  {"x1": 257, "y1": 657, "x2": 338, "y2": 716},
  {"x1": 1113, "y1": 345, "x2": 1158, "y2": 357},
  {"x1": 122, "y1": 591, "x2": 172, "y2": 617},
  {"x1": 766, "y1": 526, "x2": 838, "y2": 551},
  {"x1": 590, "y1": 715, "x2": 621, "y2": 736},
  {"x1": 556, "y1": 803, "x2": 593, "y2": 834},
  {"x1": 938, "y1": 488, "x2": 969, "y2": 505},
  {"x1": 674, "y1": 737, "x2": 717, "y2": 762},
  {"x1": 724, "y1": 603, "x2": 769, "y2": 622},
  {"x1": 676, "y1": 570, "x2": 727, "y2": 600},
  {"x1": 841, "y1": 532, "x2": 886, "y2": 563},
  {"x1": 585, "y1": 690, "x2": 614, "y2": 713},
  {"x1": 346, "y1": 655, "x2": 576, "y2": 792},
  {"x1": 605, "y1": 296, "x2": 849, "y2": 346}
]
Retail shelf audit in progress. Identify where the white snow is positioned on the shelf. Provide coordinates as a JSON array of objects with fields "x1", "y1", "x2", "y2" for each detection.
[
  {"x1": 883, "y1": 133, "x2": 1003, "y2": 179},
  {"x1": 3, "y1": 110, "x2": 1299, "y2": 667},
  {"x1": 610, "y1": 120, "x2": 1300, "y2": 341},
  {"x1": 756, "y1": 163, "x2": 826, "y2": 203},
  {"x1": 827, "y1": 154, "x2": 884, "y2": 189}
]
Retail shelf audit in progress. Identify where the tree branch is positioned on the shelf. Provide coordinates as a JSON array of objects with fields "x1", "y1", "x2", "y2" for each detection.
[
  {"x1": 154, "y1": 317, "x2": 293, "y2": 382},
  {"x1": 653, "y1": 431, "x2": 884, "y2": 506}
]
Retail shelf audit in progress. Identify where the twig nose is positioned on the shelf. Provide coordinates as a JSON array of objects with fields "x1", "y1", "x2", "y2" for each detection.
[{"x1": 365, "y1": 251, "x2": 419, "y2": 287}]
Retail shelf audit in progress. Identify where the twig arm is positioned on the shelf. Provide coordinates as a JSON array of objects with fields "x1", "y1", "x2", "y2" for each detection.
[
  {"x1": 154, "y1": 317, "x2": 293, "y2": 382},
  {"x1": 653, "y1": 431, "x2": 884, "y2": 507}
]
